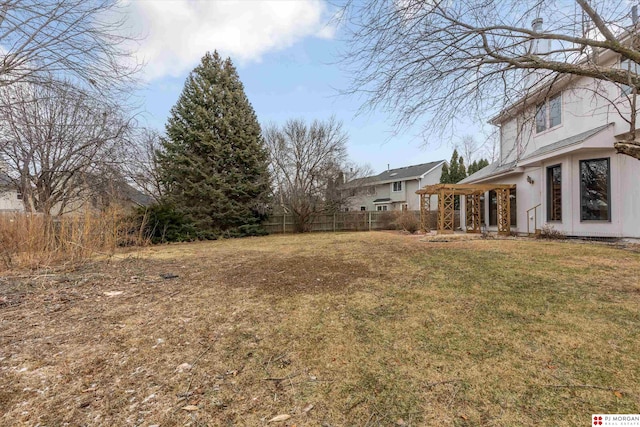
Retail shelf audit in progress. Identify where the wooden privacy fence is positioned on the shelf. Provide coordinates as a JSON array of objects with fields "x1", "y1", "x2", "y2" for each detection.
[{"x1": 263, "y1": 210, "x2": 459, "y2": 234}]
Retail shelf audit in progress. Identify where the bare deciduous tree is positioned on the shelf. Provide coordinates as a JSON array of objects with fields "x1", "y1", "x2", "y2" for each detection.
[
  {"x1": 122, "y1": 128, "x2": 163, "y2": 203},
  {"x1": 0, "y1": 82, "x2": 131, "y2": 215},
  {"x1": 341, "y1": 0, "x2": 640, "y2": 159},
  {"x1": 0, "y1": 0, "x2": 139, "y2": 96},
  {"x1": 457, "y1": 135, "x2": 480, "y2": 166},
  {"x1": 265, "y1": 117, "x2": 350, "y2": 232}
]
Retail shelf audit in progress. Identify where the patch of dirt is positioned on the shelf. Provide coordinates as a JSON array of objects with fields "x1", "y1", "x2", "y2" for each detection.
[{"x1": 219, "y1": 255, "x2": 376, "y2": 294}]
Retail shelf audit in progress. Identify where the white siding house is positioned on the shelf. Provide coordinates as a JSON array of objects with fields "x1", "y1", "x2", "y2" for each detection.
[
  {"x1": 346, "y1": 160, "x2": 446, "y2": 211},
  {"x1": 461, "y1": 46, "x2": 640, "y2": 238},
  {"x1": 0, "y1": 172, "x2": 24, "y2": 212}
]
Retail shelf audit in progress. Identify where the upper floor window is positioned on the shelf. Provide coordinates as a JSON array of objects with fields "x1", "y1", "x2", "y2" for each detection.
[
  {"x1": 620, "y1": 58, "x2": 640, "y2": 96},
  {"x1": 392, "y1": 181, "x2": 402, "y2": 192},
  {"x1": 535, "y1": 93, "x2": 562, "y2": 133}
]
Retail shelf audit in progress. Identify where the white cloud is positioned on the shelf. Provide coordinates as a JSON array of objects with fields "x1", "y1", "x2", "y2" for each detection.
[{"x1": 122, "y1": 0, "x2": 335, "y2": 81}]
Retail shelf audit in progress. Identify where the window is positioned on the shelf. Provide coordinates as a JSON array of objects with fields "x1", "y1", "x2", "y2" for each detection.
[
  {"x1": 360, "y1": 206, "x2": 366, "y2": 211},
  {"x1": 16, "y1": 189, "x2": 22, "y2": 200},
  {"x1": 401, "y1": 203, "x2": 408, "y2": 211},
  {"x1": 547, "y1": 165, "x2": 562, "y2": 221},
  {"x1": 344, "y1": 207, "x2": 350, "y2": 212},
  {"x1": 392, "y1": 181, "x2": 402, "y2": 192},
  {"x1": 376, "y1": 205, "x2": 388, "y2": 211},
  {"x1": 489, "y1": 191, "x2": 497, "y2": 226},
  {"x1": 510, "y1": 189, "x2": 517, "y2": 227},
  {"x1": 620, "y1": 58, "x2": 640, "y2": 96},
  {"x1": 580, "y1": 158, "x2": 610, "y2": 221},
  {"x1": 535, "y1": 93, "x2": 562, "y2": 133}
]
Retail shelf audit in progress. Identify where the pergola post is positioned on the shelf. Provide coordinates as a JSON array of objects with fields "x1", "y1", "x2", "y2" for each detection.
[
  {"x1": 438, "y1": 188, "x2": 455, "y2": 234},
  {"x1": 420, "y1": 193, "x2": 431, "y2": 232},
  {"x1": 496, "y1": 188, "x2": 511, "y2": 235},
  {"x1": 465, "y1": 193, "x2": 481, "y2": 233}
]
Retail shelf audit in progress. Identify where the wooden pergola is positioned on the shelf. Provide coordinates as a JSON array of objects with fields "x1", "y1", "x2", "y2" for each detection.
[{"x1": 416, "y1": 183, "x2": 516, "y2": 235}]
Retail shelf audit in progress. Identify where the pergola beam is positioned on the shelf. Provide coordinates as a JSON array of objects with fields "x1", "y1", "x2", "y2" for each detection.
[{"x1": 416, "y1": 183, "x2": 515, "y2": 195}]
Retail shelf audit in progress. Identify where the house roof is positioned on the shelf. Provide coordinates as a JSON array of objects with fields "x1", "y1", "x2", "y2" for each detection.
[
  {"x1": 123, "y1": 184, "x2": 154, "y2": 206},
  {"x1": 459, "y1": 160, "x2": 518, "y2": 184},
  {"x1": 345, "y1": 160, "x2": 445, "y2": 188},
  {"x1": 521, "y1": 123, "x2": 612, "y2": 161},
  {"x1": 373, "y1": 198, "x2": 391, "y2": 203},
  {"x1": 375, "y1": 160, "x2": 445, "y2": 183}
]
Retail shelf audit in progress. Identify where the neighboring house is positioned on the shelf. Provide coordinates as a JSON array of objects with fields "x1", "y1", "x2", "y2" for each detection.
[
  {"x1": 461, "y1": 35, "x2": 640, "y2": 238},
  {"x1": 0, "y1": 172, "x2": 24, "y2": 212},
  {"x1": 345, "y1": 160, "x2": 446, "y2": 211},
  {"x1": 0, "y1": 171, "x2": 152, "y2": 214}
]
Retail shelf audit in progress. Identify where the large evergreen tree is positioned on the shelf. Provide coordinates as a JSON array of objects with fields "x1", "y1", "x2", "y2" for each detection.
[
  {"x1": 440, "y1": 149, "x2": 466, "y2": 184},
  {"x1": 157, "y1": 51, "x2": 270, "y2": 238}
]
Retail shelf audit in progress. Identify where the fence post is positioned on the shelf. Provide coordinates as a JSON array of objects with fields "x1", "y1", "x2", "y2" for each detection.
[
  {"x1": 283, "y1": 213, "x2": 286, "y2": 234},
  {"x1": 333, "y1": 213, "x2": 336, "y2": 232},
  {"x1": 368, "y1": 212, "x2": 372, "y2": 231}
]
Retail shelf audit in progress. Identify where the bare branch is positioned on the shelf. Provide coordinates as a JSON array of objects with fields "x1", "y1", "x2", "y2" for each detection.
[{"x1": 340, "y1": 0, "x2": 640, "y2": 158}]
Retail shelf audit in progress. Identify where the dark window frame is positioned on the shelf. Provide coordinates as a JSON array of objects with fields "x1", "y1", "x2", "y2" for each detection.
[
  {"x1": 535, "y1": 93, "x2": 562, "y2": 134},
  {"x1": 579, "y1": 158, "x2": 611, "y2": 222},
  {"x1": 392, "y1": 181, "x2": 402, "y2": 192},
  {"x1": 489, "y1": 190, "x2": 497, "y2": 226},
  {"x1": 546, "y1": 164, "x2": 562, "y2": 222}
]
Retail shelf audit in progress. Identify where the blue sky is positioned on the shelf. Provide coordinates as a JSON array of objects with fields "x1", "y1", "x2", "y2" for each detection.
[{"x1": 127, "y1": 0, "x2": 483, "y2": 174}]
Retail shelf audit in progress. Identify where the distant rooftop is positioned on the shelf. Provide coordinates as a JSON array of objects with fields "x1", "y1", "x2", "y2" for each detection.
[{"x1": 374, "y1": 160, "x2": 445, "y2": 182}]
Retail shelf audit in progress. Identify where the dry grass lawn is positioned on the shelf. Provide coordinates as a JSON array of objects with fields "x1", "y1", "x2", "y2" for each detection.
[{"x1": 1, "y1": 232, "x2": 639, "y2": 426}]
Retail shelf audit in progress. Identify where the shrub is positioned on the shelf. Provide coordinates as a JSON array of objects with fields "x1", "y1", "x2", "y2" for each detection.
[
  {"x1": 0, "y1": 208, "x2": 149, "y2": 270},
  {"x1": 134, "y1": 203, "x2": 270, "y2": 243},
  {"x1": 395, "y1": 211, "x2": 420, "y2": 234},
  {"x1": 134, "y1": 203, "x2": 197, "y2": 243},
  {"x1": 537, "y1": 224, "x2": 566, "y2": 240}
]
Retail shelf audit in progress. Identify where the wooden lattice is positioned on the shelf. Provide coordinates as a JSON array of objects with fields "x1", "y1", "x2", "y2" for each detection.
[
  {"x1": 420, "y1": 193, "x2": 431, "y2": 232},
  {"x1": 416, "y1": 183, "x2": 514, "y2": 236},
  {"x1": 496, "y1": 188, "x2": 511, "y2": 235},
  {"x1": 465, "y1": 194, "x2": 482, "y2": 233},
  {"x1": 437, "y1": 189, "x2": 455, "y2": 234}
]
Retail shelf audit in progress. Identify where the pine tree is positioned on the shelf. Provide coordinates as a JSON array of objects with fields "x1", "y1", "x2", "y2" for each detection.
[
  {"x1": 441, "y1": 149, "x2": 467, "y2": 183},
  {"x1": 468, "y1": 160, "x2": 479, "y2": 175},
  {"x1": 157, "y1": 51, "x2": 270, "y2": 238},
  {"x1": 467, "y1": 158, "x2": 490, "y2": 175},
  {"x1": 457, "y1": 155, "x2": 467, "y2": 182},
  {"x1": 440, "y1": 162, "x2": 450, "y2": 184}
]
